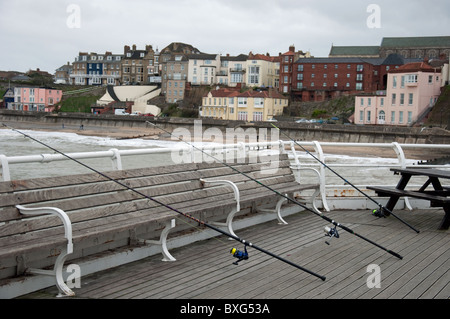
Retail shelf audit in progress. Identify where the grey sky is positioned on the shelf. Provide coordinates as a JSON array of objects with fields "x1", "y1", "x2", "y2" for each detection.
[{"x1": 0, "y1": 0, "x2": 449, "y2": 73}]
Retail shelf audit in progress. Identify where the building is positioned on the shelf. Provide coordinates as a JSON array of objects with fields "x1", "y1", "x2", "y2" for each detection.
[
  {"x1": 279, "y1": 45, "x2": 312, "y2": 93},
  {"x1": 160, "y1": 42, "x2": 201, "y2": 103},
  {"x1": 200, "y1": 87, "x2": 288, "y2": 121},
  {"x1": 380, "y1": 36, "x2": 450, "y2": 59},
  {"x1": 219, "y1": 54, "x2": 248, "y2": 87},
  {"x1": 291, "y1": 54, "x2": 423, "y2": 102},
  {"x1": 330, "y1": 36, "x2": 450, "y2": 60},
  {"x1": 71, "y1": 51, "x2": 123, "y2": 85},
  {"x1": 54, "y1": 62, "x2": 73, "y2": 84},
  {"x1": 7, "y1": 87, "x2": 62, "y2": 112},
  {"x1": 121, "y1": 45, "x2": 160, "y2": 85},
  {"x1": 187, "y1": 53, "x2": 221, "y2": 86},
  {"x1": 354, "y1": 61, "x2": 442, "y2": 126},
  {"x1": 246, "y1": 52, "x2": 280, "y2": 89}
]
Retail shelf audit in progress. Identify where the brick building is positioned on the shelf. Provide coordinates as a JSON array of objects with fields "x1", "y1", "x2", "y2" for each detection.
[{"x1": 291, "y1": 54, "x2": 422, "y2": 102}]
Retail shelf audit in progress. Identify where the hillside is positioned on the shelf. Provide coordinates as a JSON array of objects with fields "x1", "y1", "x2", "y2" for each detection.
[
  {"x1": 283, "y1": 95, "x2": 356, "y2": 122},
  {"x1": 426, "y1": 85, "x2": 450, "y2": 129}
]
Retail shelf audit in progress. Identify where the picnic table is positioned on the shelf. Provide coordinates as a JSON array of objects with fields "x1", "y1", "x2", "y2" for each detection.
[{"x1": 368, "y1": 168, "x2": 450, "y2": 230}]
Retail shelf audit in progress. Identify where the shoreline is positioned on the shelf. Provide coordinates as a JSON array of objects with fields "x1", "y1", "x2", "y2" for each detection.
[{"x1": 1, "y1": 119, "x2": 449, "y2": 161}]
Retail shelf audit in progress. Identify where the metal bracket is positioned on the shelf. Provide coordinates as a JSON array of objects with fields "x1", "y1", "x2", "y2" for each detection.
[
  {"x1": 200, "y1": 179, "x2": 241, "y2": 238},
  {"x1": 15, "y1": 205, "x2": 75, "y2": 297},
  {"x1": 140, "y1": 219, "x2": 176, "y2": 262}
]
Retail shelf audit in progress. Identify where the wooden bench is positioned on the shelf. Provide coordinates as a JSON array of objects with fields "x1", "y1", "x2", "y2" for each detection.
[{"x1": 0, "y1": 153, "x2": 320, "y2": 298}]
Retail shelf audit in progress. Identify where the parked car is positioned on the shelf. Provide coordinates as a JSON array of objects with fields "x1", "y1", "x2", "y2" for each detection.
[
  {"x1": 295, "y1": 119, "x2": 310, "y2": 123},
  {"x1": 114, "y1": 109, "x2": 129, "y2": 115},
  {"x1": 266, "y1": 118, "x2": 277, "y2": 122}
]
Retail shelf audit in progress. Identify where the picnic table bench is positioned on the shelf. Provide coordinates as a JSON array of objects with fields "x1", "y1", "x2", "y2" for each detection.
[
  {"x1": 0, "y1": 153, "x2": 320, "y2": 298},
  {"x1": 368, "y1": 168, "x2": 450, "y2": 230}
]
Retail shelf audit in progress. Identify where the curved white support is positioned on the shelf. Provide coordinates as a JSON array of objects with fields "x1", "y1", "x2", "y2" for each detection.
[
  {"x1": 275, "y1": 197, "x2": 288, "y2": 224},
  {"x1": 312, "y1": 141, "x2": 330, "y2": 212},
  {"x1": 200, "y1": 178, "x2": 240, "y2": 238},
  {"x1": 15, "y1": 205, "x2": 73, "y2": 254},
  {"x1": 200, "y1": 179, "x2": 240, "y2": 212},
  {"x1": 142, "y1": 219, "x2": 176, "y2": 262},
  {"x1": 15, "y1": 205, "x2": 75, "y2": 297}
]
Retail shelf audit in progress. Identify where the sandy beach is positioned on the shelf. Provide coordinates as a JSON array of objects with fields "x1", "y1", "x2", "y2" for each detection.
[{"x1": 1, "y1": 119, "x2": 449, "y2": 162}]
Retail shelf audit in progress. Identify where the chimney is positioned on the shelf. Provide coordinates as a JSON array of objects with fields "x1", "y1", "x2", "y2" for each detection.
[
  {"x1": 124, "y1": 45, "x2": 130, "y2": 54},
  {"x1": 132, "y1": 44, "x2": 137, "y2": 51},
  {"x1": 289, "y1": 45, "x2": 295, "y2": 53}
]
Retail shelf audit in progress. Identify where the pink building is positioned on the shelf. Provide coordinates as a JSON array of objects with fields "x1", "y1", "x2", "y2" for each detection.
[
  {"x1": 355, "y1": 61, "x2": 442, "y2": 126},
  {"x1": 9, "y1": 87, "x2": 62, "y2": 112}
]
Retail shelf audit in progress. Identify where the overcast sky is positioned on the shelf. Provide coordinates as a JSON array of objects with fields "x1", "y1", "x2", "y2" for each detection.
[{"x1": 1, "y1": 0, "x2": 449, "y2": 73}]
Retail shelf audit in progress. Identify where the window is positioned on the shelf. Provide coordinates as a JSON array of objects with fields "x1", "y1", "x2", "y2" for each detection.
[
  {"x1": 379, "y1": 110, "x2": 385, "y2": 121},
  {"x1": 392, "y1": 93, "x2": 396, "y2": 105},
  {"x1": 356, "y1": 74, "x2": 363, "y2": 81},
  {"x1": 400, "y1": 93, "x2": 404, "y2": 105},
  {"x1": 359, "y1": 111, "x2": 364, "y2": 122},
  {"x1": 408, "y1": 111, "x2": 413, "y2": 123},
  {"x1": 391, "y1": 111, "x2": 395, "y2": 123},
  {"x1": 399, "y1": 111, "x2": 404, "y2": 123},
  {"x1": 381, "y1": 98, "x2": 384, "y2": 106},
  {"x1": 298, "y1": 65, "x2": 304, "y2": 72},
  {"x1": 406, "y1": 74, "x2": 418, "y2": 83},
  {"x1": 401, "y1": 76, "x2": 405, "y2": 88},
  {"x1": 408, "y1": 93, "x2": 414, "y2": 105},
  {"x1": 428, "y1": 75, "x2": 433, "y2": 84},
  {"x1": 393, "y1": 76, "x2": 397, "y2": 88},
  {"x1": 356, "y1": 83, "x2": 363, "y2": 90},
  {"x1": 367, "y1": 110, "x2": 371, "y2": 122},
  {"x1": 254, "y1": 98, "x2": 264, "y2": 107},
  {"x1": 253, "y1": 112, "x2": 263, "y2": 122},
  {"x1": 238, "y1": 97, "x2": 247, "y2": 106},
  {"x1": 238, "y1": 111, "x2": 248, "y2": 121},
  {"x1": 368, "y1": 98, "x2": 371, "y2": 106},
  {"x1": 357, "y1": 64, "x2": 364, "y2": 72}
]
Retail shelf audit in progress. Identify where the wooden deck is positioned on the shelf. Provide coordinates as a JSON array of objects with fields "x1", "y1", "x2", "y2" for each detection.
[{"x1": 18, "y1": 207, "x2": 449, "y2": 300}]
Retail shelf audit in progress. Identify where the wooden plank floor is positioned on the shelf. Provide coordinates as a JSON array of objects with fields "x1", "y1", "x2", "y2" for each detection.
[{"x1": 19, "y1": 207, "x2": 449, "y2": 300}]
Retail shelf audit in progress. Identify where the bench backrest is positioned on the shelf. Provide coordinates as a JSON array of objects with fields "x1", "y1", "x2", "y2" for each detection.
[{"x1": 0, "y1": 153, "x2": 294, "y2": 244}]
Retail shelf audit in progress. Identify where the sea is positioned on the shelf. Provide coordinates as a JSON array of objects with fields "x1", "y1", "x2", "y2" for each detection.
[{"x1": 0, "y1": 128, "x2": 422, "y2": 185}]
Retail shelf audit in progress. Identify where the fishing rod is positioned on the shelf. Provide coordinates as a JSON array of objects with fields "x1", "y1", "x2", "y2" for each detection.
[
  {"x1": 271, "y1": 123, "x2": 420, "y2": 234},
  {"x1": 1, "y1": 123, "x2": 326, "y2": 281},
  {"x1": 146, "y1": 121, "x2": 403, "y2": 260}
]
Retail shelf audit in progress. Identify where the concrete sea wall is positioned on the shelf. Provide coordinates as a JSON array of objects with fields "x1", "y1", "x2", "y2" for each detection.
[{"x1": 1, "y1": 110, "x2": 449, "y2": 144}]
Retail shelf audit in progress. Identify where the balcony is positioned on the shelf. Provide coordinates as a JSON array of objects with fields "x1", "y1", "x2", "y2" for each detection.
[{"x1": 230, "y1": 68, "x2": 245, "y2": 73}]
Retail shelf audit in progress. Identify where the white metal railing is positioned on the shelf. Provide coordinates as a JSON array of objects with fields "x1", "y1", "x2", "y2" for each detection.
[{"x1": 1, "y1": 141, "x2": 449, "y2": 211}]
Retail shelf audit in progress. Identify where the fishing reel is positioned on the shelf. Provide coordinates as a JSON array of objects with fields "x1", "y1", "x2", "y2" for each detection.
[
  {"x1": 372, "y1": 207, "x2": 387, "y2": 218},
  {"x1": 230, "y1": 245, "x2": 249, "y2": 265},
  {"x1": 324, "y1": 225, "x2": 339, "y2": 245}
]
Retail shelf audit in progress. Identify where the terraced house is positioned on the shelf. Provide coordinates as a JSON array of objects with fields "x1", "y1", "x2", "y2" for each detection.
[
  {"x1": 200, "y1": 87, "x2": 288, "y2": 121},
  {"x1": 355, "y1": 61, "x2": 442, "y2": 126}
]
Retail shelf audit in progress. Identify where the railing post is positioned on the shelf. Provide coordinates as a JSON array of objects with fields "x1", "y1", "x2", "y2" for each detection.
[
  {"x1": 392, "y1": 142, "x2": 412, "y2": 210},
  {"x1": 109, "y1": 148, "x2": 123, "y2": 170},
  {"x1": 0, "y1": 155, "x2": 11, "y2": 181}
]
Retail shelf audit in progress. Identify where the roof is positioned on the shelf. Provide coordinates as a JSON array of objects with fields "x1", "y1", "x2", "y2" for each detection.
[
  {"x1": 248, "y1": 53, "x2": 279, "y2": 62},
  {"x1": 221, "y1": 54, "x2": 248, "y2": 61},
  {"x1": 381, "y1": 36, "x2": 450, "y2": 48},
  {"x1": 186, "y1": 53, "x2": 218, "y2": 60},
  {"x1": 206, "y1": 88, "x2": 287, "y2": 99},
  {"x1": 389, "y1": 61, "x2": 440, "y2": 73},
  {"x1": 329, "y1": 46, "x2": 380, "y2": 57}
]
